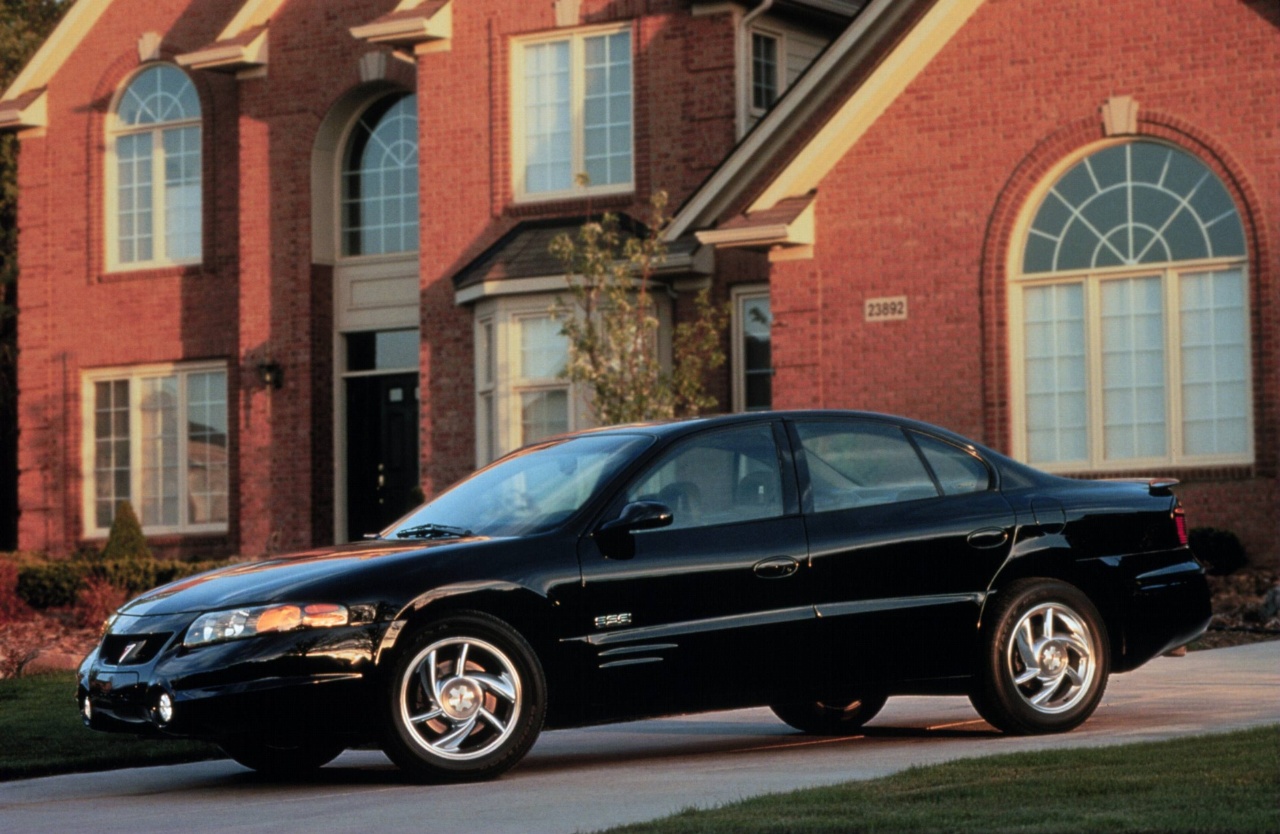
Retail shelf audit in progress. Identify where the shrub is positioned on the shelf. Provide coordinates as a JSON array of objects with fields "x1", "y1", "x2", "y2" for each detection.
[
  {"x1": 74, "y1": 577, "x2": 127, "y2": 630},
  {"x1": 100, "y1": 500, "x2": 151, "y2": 562},
  {"x1": 0, "y1": 560, "x2": 32, "y2": 624},
  {"x1": 1190, "y1": 527, "x2": 1248, "y2": 576},
  {"x1": 16, "y1": 561, "x2": 85, "y2": 609},
  {"x1": 16, "y1": 558, "x2": 235, "y2": 610}
]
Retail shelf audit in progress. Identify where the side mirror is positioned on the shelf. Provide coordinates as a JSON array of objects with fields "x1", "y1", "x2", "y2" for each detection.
[
  {"x1": 594, "y1": 501, "x2": 672, "y2": 559},
  {"x1": 598, "y1": 501, "x2": 673, "y2": 535}
]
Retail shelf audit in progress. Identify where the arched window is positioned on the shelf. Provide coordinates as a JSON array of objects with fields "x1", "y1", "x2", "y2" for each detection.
[
  {"x1": 341, "y1": 94, "x2": 418, "y2": 256},
  {"x1": 1011, "y1": 141, "x2": 1251, "y2": 470},
  {"x1": 108, "y1": 65, "x2": 202, "y2": 267}
]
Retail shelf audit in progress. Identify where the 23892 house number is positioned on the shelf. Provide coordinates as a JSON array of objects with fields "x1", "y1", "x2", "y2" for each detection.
[{"x1": 865, "y1": 296, "x2": 908, "y2": 321}]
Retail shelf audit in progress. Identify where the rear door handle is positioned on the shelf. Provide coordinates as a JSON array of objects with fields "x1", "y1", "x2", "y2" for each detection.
[
  {"x1": 753, "y1": 557, "x2": 800, "y2": 579},
  {"x1": 967, "y1": 528, "x2": 1009, "y2": 549}
]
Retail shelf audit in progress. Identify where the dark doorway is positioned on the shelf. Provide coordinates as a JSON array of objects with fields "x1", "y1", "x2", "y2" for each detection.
[{"x1": 346, "y1": 373, "x2": 419, "y2": 540}]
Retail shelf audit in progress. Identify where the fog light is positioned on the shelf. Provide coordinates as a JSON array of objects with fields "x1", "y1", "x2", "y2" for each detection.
[
  {"x1": 156, "y1": 692, "x2": 174, "y2": 725},
  {"x1": 81, "y1": 697, "x2": 92, "y2": 721}
]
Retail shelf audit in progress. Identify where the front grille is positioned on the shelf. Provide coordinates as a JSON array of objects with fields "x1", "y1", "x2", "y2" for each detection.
[{"x1": 100, "y1": 632, "x2": 173, "y2": 666}]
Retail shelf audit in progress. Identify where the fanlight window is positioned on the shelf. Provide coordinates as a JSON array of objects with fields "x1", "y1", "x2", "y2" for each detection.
[
  {"x1": 342, "y1": 94, "x2": 419, "y2": 257},
  {"x1": 110, "y1": 65, "x2": 202, "y2": 266},
  {"x1": 1023, "y1": 142, "x2": 1245, "y2": 273},
  {"x1": 1013, "y1": 141, "x2": 1250, "y2": 470}
]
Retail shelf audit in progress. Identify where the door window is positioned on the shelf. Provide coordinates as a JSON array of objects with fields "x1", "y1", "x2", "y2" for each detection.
[
  {"x1": 910, "y1": 432, "x2": 992, "y2": 495},
  {"x1": 795, "y1": 421, "x2": 939, "y2": 512},
  {"x1": 625, "y1": 424, "x2": 783, "y2": 530}
]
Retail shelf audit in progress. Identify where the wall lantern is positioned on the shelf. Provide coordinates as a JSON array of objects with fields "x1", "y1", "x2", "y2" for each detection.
[{"x1": 256, "y1": 360, "x2": 284, "y2": 390}]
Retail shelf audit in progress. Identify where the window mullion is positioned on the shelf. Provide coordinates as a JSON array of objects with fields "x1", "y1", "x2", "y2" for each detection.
[
  {"x1": 152, "y1": 126, "x2": 167, "y2": 263},
  {"x1": 571, "y1": 36, "x2": 585, "y2": 182},
  {"x1": 1164, "y1": 267, "x2": 1184, "y2": 465},
  {"x1": 1084, "y1": 277, "x2": 1104, "y2": 467},
  {"x1": 177, "y1": 370, "x2": 189, "y2": 530}
]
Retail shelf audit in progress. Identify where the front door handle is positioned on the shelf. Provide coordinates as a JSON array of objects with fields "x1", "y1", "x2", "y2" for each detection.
[
  {"x1": 967, "y1": 528, "x2": 1009, "y2": 549},
  {"x1": 753, "y1": 557, "x2": 800, "y2": 579}
]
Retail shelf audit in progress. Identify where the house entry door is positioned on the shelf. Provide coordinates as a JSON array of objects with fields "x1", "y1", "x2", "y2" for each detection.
[{"x1": 345, "y1": 372, "x2": 419, "y2": 541}]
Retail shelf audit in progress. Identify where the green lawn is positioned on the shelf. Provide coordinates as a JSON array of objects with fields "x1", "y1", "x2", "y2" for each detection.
[
  {"x1": 597, "y1": 725, "x2": 1280, "y2": 834},
  {"x1": 0, "y1": 672, "x2": 220, "y2": 780}
]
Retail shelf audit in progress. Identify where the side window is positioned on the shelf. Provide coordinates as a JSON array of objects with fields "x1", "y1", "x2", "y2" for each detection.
[
  {"x1": 626, "y1": 424, "x2": 783, "y2": 530},
  {"x1": 795, "y1": 421, "x2": 938, "y2": 512},
  {"x1": 911, "y1": 432, "x2": 992, "y2": 495}
]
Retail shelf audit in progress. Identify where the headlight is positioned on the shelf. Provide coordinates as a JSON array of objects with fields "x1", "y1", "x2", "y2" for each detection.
[{"x1": 183, "y1": 603, "x2": 349, "y2": 647}]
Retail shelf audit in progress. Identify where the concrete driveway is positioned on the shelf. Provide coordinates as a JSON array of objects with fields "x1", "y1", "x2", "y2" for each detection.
[{"x1": 2, "y1": 641, "x2": 1277, "y2": 834}]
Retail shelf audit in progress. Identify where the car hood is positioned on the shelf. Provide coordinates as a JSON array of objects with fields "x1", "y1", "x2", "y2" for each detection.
[{"x1": 119, "y1": 537, "x2": 479, "y2": 616}]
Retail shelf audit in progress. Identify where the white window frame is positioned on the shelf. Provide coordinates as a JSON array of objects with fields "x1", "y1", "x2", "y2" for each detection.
[
  {"x1": 510, "y1": 23, "x2": 635, "y2": 203},
  {"x1": 104, "y1": 65, "x2": 203, "y2": 272},
  {"x1": 1010, "y1": 259, "x2": 1253, "y2": 472},
  {"x1": 749, "y1": 27, "x2": 782, "y2": 117},
  {"x1": 81, "y1": 361, "x2": 229, "y2": 537},
  {"x1": 731, "y1": 285, "x2": 772, "y2": 413}
]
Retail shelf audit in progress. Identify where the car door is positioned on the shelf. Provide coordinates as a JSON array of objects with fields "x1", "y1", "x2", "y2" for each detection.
[
  {"x1": 790, "y1": 417, "x2": 1016, "y2": 691},
  {"x1": 577, "y1": 421, "x2": 812, "y2": 718}
]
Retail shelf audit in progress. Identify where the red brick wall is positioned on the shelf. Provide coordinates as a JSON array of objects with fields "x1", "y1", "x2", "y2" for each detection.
[
  {"x1": 16, "y1": 0, "x2": 243, "y2": 558},
  {"x1": 15, "y1": 0, "x2": 741, "y2": 556},
  {"x1": 775, "y1": 0, "x2": 1279, "y2": 563}
]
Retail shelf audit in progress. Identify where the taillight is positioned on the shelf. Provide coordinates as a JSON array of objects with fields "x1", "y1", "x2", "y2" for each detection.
[{"x1": 1173, "y1": 504, "x2": 1188, "y2": 546}]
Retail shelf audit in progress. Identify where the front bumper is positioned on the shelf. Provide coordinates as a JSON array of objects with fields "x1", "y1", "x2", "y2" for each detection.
[{"x1": 78, "y1": 612, "x2": 388, "y2": 743}]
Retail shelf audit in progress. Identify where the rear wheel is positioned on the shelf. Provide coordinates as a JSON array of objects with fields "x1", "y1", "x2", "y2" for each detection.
[
  {"x1": 770, "y1": 693, "x2": 887, "y2": 735},
  {"x1": 381, "y1": 612, "x2": 546, "y2": 782},
  {"x1": 219, "y1": 738, "x2": 345, "y2": 775},
  {"x1": 970, "y1": 579, "x2": 1109, "y2": 735}
]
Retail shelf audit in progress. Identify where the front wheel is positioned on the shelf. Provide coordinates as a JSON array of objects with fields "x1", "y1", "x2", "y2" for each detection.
[
  {"x1": 970, "y1": 579, "x2": 1109, "y2": 735},
  {"x1": 381, "y1": 612, "x2": 546, "y2": 782},
  {"x1": 770, "y1": 693, "x2": 887, "y2": 735}
]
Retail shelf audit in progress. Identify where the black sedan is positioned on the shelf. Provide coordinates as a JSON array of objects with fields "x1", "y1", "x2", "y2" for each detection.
[{"x1": 78, "y1": 411, "x2": 1210, "y2": 781}]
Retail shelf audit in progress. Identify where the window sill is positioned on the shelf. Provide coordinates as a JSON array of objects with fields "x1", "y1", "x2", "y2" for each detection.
[{"x1": 99, "y1": 263, "x2": 207, "y2": 283}]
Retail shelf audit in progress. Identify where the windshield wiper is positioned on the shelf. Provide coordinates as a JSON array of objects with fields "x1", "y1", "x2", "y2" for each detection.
[{"x1": 394, "y1": 523, "x2": 473, "y2": 540}]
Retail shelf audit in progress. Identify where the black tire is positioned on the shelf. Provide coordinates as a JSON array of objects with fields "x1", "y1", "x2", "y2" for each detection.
[
  {"x1": 770, "y1": 693, "x2": 887, "y2": 735},
  {"x1": 219, "y1": 738, "x2": 345, "y2": 775},
  {"x1": 970, "y1": 578, "x2": 1109, "y2": 735},
  {"x1": 380, "y1": 612, "x2": 546, "y2": 783}
]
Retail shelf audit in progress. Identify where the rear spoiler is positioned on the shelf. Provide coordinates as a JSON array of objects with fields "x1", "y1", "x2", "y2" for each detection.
[{"x1": 1105, "y1": 478, "x2": 1180, "y2": 497}]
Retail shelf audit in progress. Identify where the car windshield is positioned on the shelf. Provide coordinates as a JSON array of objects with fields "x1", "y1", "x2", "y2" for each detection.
[{"x1": 385, "y1": 433, "x2": 653, "y2": 538}]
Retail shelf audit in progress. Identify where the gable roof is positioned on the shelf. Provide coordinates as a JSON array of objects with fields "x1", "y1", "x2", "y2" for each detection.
[
  {"x1": 668, "y1": 0, "x2": 987, "y2": 241},
  {"x1": 0, "y1": 0, "x2": 118, "y2": 130}
]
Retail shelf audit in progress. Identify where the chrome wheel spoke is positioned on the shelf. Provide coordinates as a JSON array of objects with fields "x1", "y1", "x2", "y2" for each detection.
[
  {"x1": 456, "y1": 642, "x2": 470, "y2": 675},
  {"x1": 478, "y1": 706, "x2": 507, "y2": 734},
  {"x1": 1015, "y1": 630, "x2": 1039, "y2": 669},
  {"x1": 410, "y1": 707, "x2": 444, "y2": 724},
  {"x1": 1030, "y1": 672, "x2": 1064, "y2": 706},
  {"x1": 472, "y1": 672, "x2": 517, "y2": 703},
  {"x1": 435, "y1": 716, "x2": 478, "y2": 752},
  {"x1": 1014, "y1": 666, "x2": 1040, "y2": 685},
  {"x1": 421, "y1": 649, "x2": 441, "y2": 702}
]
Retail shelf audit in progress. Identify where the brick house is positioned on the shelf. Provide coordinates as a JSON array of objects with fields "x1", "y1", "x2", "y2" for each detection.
[{"x1": 2, "y1": 0, "x2": 1276, "y2": 566}]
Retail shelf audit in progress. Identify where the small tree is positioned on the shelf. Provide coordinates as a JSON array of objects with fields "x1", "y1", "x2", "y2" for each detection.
[
  {"x1": 550, "y1": 189, "x2": 726, "y2": 425},
  {"x1": 100, "y1": 501, "x2": 151, "y2": 562}
]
